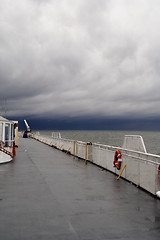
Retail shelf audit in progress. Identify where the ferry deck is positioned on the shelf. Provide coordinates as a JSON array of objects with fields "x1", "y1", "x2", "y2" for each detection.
[{"x1": 0, "y1": 137, "x2": 160, "y2": 240}]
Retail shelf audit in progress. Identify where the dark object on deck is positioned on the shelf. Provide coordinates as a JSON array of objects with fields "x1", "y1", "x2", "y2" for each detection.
[{"x1": 23, "y1": 131, "x2": 28, "y2": 138}]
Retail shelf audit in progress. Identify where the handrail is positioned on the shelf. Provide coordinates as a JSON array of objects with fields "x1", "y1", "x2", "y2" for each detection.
[
  {"x1": 121, "y1": 152, "x2": 160, "y2": 165},
  {"x1": 31, "y1": 132, "x2": 160, "y2": 196},
  {"x1": 0, "y1": 140, "x2": 15, "y2": 158},
  {"x1": 32, "y1": 133, "x2": 160, "y2": 165},
  {"x1": 92, "y1": 142, "x2": 160, "y2": 163},
  {"x1": 0, "y1": 140, "x2": 14, "y2": 147}
]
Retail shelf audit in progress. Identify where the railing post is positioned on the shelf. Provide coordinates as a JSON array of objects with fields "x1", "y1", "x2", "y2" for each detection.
[
  {"x1": 17, "y1": 128, "x2": 19, "y2": 147},
  {"x1": 12, "y1": 142, "x2": 16, "y2": 158},
  {"x1": 73, "y1": 140, "x2": 75, "y2": 158},
  {"x1": 85, "y1": 143, "x2": 88, "y2": 165}
]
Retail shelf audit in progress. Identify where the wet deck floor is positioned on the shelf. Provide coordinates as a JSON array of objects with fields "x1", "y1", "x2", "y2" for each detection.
[{"x1": 0, "y1": 137, "x2": 160, "y2": 240}]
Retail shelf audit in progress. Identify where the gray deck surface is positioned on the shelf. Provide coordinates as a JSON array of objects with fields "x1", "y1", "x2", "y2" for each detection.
[{"x1": 0, "y1": 137, "x2": 160, "y2": 240}]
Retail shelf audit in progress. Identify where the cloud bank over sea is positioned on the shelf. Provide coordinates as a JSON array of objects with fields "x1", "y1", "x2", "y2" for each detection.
[{"x1": 1, "y1": 0, "x2": 160, "y2": 121}]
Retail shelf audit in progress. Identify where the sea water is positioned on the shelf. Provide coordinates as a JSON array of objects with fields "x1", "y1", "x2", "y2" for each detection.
[{"x1": 38, "y1": 130, "x2": 160, "y2": 155}]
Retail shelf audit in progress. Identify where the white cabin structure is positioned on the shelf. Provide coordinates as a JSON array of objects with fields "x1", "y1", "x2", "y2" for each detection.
[{"x1": 0, "y1": 116, "x2": 15, "y2": 163}]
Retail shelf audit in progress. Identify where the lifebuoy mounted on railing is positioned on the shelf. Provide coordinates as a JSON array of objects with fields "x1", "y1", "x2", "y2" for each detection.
[{"x1": 113, "y1": 150, "x2": 122, "y2": 170}]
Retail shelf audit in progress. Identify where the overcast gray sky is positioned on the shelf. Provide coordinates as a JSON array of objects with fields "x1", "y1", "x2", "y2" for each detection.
[{"x1": 1, "y1": 0, "x2": 160, "y2": 119}]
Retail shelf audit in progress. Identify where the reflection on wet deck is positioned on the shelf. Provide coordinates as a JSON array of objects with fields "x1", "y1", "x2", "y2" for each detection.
[{"x1": 0, "y1": 137, "x2": 160, "y2": 240}]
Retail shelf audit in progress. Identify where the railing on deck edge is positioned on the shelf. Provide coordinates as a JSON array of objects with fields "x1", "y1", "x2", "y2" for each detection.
[
  {"x1": 0, "y1": 140, "x2": 16, "y2": 158},
  {"x1": 30, "y1": 133, "x2": 160, "y2": 196}
]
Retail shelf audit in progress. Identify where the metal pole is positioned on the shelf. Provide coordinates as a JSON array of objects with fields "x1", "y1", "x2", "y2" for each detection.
[
  {"x1": 117, "y1": 164, "x2": 126, "y2": 180},
  {"x1": 85, "y1": 143, "x2": 88, "y2": 165}
]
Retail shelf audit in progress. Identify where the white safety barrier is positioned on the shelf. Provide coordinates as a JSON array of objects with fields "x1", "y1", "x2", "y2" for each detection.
[
  {"x1": 122, "y1": 135, "x2": 147, "y2": 153},
  {"x1": 76, "y1": 141, "x2": 86, "y2": 159},
  {"x1": 31, "y1": 133, "x2": 160, "y2": 196},
  {"x1": 52, "y1": 132, "x2": 61, "y2": 138}
]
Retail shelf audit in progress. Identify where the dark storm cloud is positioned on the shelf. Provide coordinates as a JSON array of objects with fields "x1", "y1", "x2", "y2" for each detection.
[{"x1": 1, "y1": 0, "x2": 160, "y2": 118}]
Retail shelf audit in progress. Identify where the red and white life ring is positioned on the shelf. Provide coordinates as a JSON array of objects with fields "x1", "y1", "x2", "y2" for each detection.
[{"x1": 113, "y1": 150, "x2": 122, "y2": 170}]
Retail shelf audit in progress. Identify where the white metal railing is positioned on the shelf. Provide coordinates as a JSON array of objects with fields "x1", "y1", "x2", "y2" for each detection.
[
  {"x1": 51, "y1": 132, "x2": 61, "y2": 138},
  {"x1": 76, "y1": 141, "x2": 86, "y2": 159},
  {"x1": 30, "y1": 133, "x2": 160, "y2": 196}
]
